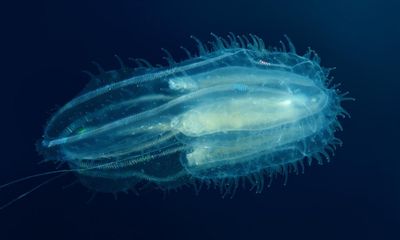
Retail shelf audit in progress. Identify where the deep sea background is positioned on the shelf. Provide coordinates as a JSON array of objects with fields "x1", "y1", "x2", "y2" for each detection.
[{"x1": 1, "y1": 0, "x2": 399, "y2": 239}]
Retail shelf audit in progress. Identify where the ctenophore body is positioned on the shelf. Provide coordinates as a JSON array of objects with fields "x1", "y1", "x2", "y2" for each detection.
[{"x1": 38, "y1": 34, "x2": 350, "y2": 195}]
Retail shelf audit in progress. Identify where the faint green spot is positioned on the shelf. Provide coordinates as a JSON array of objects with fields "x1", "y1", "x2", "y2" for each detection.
[{"x1": 77, "y1": 128, "x2": 87, "y2": 134}]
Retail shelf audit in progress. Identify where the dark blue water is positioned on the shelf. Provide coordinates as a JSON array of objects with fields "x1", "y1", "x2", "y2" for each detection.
[{"x1": 2, "y1": 0, "x2": 399, "y2": 239}]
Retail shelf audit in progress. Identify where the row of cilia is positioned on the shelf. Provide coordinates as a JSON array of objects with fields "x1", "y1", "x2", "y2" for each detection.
[{"x1": 82, "y1": 33, "x2": 330, "y2": 91}]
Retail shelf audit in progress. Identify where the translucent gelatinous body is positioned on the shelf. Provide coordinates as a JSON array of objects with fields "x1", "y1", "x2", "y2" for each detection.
[{"x1": 38, "y1": 34, "x2": 350, "y2": 194}]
